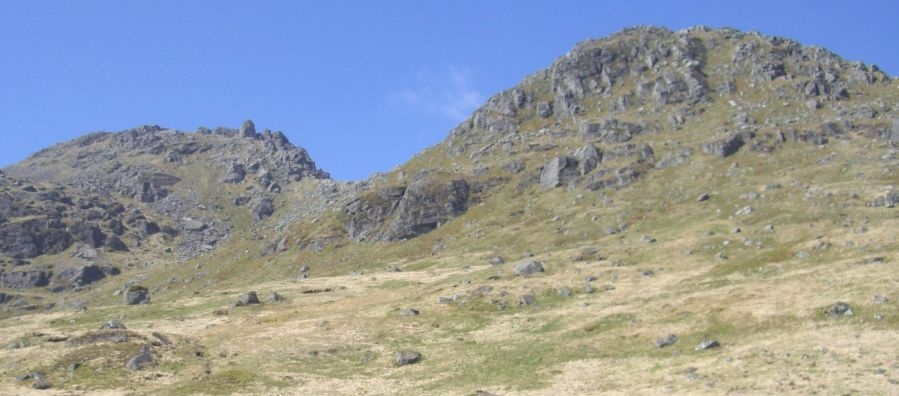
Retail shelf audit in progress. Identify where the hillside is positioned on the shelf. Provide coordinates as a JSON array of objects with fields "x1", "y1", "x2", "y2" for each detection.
[{"x1": 1, "y1": 26, "x2": 897, "y2": 395}]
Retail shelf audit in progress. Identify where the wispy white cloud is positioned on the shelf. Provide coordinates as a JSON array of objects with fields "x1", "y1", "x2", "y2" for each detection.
[{"x1": 391, "y1": 66, "x2": 483, "y2": 122}]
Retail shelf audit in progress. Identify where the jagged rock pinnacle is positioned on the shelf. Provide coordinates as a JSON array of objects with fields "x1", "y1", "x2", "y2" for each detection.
[{"x1": 239, "y1": 119, "x2": 256, "y2": 138}]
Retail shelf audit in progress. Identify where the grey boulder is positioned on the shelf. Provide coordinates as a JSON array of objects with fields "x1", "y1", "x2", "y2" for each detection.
[{"x1": 514, "y1": 260, "x2": 545, "y2": 276}]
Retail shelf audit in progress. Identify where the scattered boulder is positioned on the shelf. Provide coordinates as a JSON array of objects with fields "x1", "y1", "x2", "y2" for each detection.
[
  {"x1": 539, "y1": 156, "x2": 579, "y2": 188},
  {"x1": 396, "y1": 350, "x2": 422, "y2": 366},
  {"x1": 655, "y1": 334, "x2": 678, "y2": 348},
  {"x1": 399, "y1": 308, "x2": 420, "y2": 317},
  {"x1": 572, "y1": 145, "x2": 602, "y2": 175},
  {"x1": 74, "y1": 244, "x2": 99, "y2": 259},
  {"x1": 251, "y1": 196, "x2": 275, "y2": 221},
  {"x1": 519, "y1": 294, "x2": 537, "y2": 306},
  {"x1": 868, "y1": 192, "x2": 897, "y2": 208},
  {"x1": 514, "y1": 260, "x2": 545, "y2": 276},
  {"x1": 489, "y1": 256, "x2": 505, "y2": 266},
  {"x1": 694, "y1": 339, "x2": 720, "y2": 351},
  {"x1": 31, "y1": 372, "x2": 51, "y2": 390},
  {"x1": 266, "y1": 292, "x2": 286, "y2": 303},
  {"x1": 735, "y1": 206, "x2": 753, "y2": 216},
  {"x1": 234, "y1": 291, "x2": 260, "y2": 307},
  {"x1": 182, "y1": 219, "x2": 207, "y2": 232},
  {"x1": 697, "y1": 193, "x2": 711, "y2": 202},
  {"x1": 125, "y1": 344, "x2": 153, "y2": 371},
  {"x1": 825, "y1": 302, "x2": 853, "y2": 318},
  {"x1": 100, "y1": 320, "x2": 126, "y2": 330},
  {"x1": 124, "y1": 285, "x2": 150, "y2": 305},
  {"x1": 438, "y1": 294, "x2": 462, "y2": 304},
  {"x1": 655, "y1": 149, "x2": 692, "y2": 169},
  {"x1": 700, "y1": 133, "x2": 745, "y2": 157}
]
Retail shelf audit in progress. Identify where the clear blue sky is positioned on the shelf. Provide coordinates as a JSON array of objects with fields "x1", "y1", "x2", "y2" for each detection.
[{"x1": 1, "y1": 1, "x2": 897, "y2": 180}]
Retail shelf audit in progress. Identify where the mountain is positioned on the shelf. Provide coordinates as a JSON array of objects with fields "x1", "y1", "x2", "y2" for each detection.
[{"x1": 0, "y1": 26, "x2": 897, "y2": 395}]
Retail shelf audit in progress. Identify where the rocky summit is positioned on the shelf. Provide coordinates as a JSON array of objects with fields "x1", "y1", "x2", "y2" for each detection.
[{"x1": 0, "y1": 26, "x2": 897, "y2": 395}]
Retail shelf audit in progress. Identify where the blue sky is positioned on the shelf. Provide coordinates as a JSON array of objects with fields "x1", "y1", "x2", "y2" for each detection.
[{"x1": 1, "y1": 1, "x2": 897, "y2": 180}]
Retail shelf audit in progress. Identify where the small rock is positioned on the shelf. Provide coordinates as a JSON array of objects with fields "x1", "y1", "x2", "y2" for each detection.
[
  {"x1": 556, "y1": 287, "x2": 571, "y2": 297},
  {"x1": 684, "y1": 367, "x2": 699, "y2": 381},
  {"x1": 655, "y1": 334, "x2": 678, "y2": 348},
  {"x1": 31, "y1": 375, "x2": 51, "y2": 390},
  {"x1": 825, "y1": 302, "x2": 853, "y2": 318},
  {"x1": 697, "y1": 193, "x2": 711, "y2": 202},
  {"x1": 438, "y1": 294, "x2": 462, "y2": 304},
  {"x1": 489, "y1": 256, "x2": 505, "y2": 266},
  {"x1": 640, "y1": 235, "x2": 656, "y2": 244},
  {"x1": 735, "y1": 206, "x2": 753, "y2": 216},
  {"x1": 266, "y1": 292, "x2": 286, "y2": 303},
  {"x1": 519, "y1": 294, "x2": 536, "y2": 306},
  {"x1": 399, "y1": 308, "x2": 420, "y2": 316},
  {"x1": 100, "y1": 320, "x2": 126, "y2": 330},
  {"x1": 873, "y1": 295, "x2": 890, "y2": 305},
  {"x1": 395, "y1": 350, "x2": 422, "y2": 366},
  {"x1": 125, "y1": 345, "x2": 153, "y2": 371},
  {"x1": 695, "y1": 339, "x2": 720, "y2": 351}
]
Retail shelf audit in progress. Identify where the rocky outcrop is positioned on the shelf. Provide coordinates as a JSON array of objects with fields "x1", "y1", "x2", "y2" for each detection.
[
  {"x1": 0, "y1": 174, "x2": 160, "y2": 259},
  {"x1": 539, "y1": 157, "x2": 579, "y2": 188},
  {"x1": 343, "y1": 174, "x2": 470, "y2": 242},
  {"x1": 4, "y1": 121, "x2": 330, "y2": 261},
  {"x1": 222, "y1": 163, "x2": 246, "y2": 184},
  {"x1": 0, "y1": 269, "x2": 51, "y2": 289},
  {"x1": 580, "y1": 118, "x2": 645, "y2": 144},
  {"x1": 384, "y1": 178, "x2": 470, "y2": 240},
  {"x1": 0, "y1": 217, "x2": 72, "y2": 259},
  {"x1": 49, "y1": 263, "x2": 118, "y2": 291}
]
